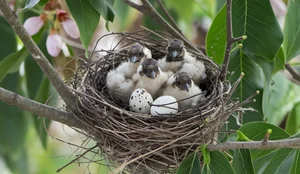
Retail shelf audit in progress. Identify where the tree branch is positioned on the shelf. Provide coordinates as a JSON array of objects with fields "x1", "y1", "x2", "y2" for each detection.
[
  {"x1": 0, "y1": 0, "x2": 76, "y2": 110},
  {"x1": 285, "y1": 63, "x2": 300, "y2": 82},
  {"x1": 220, "y1": 0, "x2": 246, "y2": 81},
  {"x1": 123, "y1": 0, "x2": 204, "y2": 55},
  {"x1": 0, "y1": 87, "x2": 81, "y2": 128},
  {"x1": 207, "y1": 138, "x2": 300, "y2": 151},
  {"x1": 156, "y1": 0, "x2": 183, "y2": 36}
]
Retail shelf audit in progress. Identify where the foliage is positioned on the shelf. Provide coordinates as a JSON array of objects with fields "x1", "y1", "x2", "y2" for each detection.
[{"x1": 1, "y1": 0, "x2": 300, "y2": 173}]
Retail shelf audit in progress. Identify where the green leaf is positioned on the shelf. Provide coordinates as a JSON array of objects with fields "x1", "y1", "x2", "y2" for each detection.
[
  {"x1": 66, "y1": 0, "x2": 100, "y2": 52},
  {"x1": 239, "y1": 122, "x2": 290, "y2": 141},
  {"x1": 177, "y1": 151, "x2": 201, "y2": 174},
  {"x1": 283, "y1": 0, "x2": 300, "y2": 61},
  {"x1": 33, "y1": 77, "x2": 51, "y2": 149},
  {"x1": 38, "y1": 0, "x2": 49, "y2": 6},
  {"x1": 262, "y1": 149, "x2": 297, "y2": 174},
  {"x1": 232, "y1": 149, "x2": 255, "y2": 174},
  {"x1": 236, "y1": 130, "x2": 250, "y2": 141},
  {"x1": 273, "y1": 47, "x2": 285, "y2": 73},
  {"x1": 203, "y1": 151, "x2": 235, "y2": 174},
  {"x1": 264, "y1": 73, "x2": 300, "y2": 125},
  {"x1": 201, "y1": 144, "x2": 211, "y2": 165},
  {"x1": 113, "y1": 0, "x2": 129, "y2": 30},
  {"x1": 286, "y1": 102, "x2": 300, "y2": 135},
  {"x1": 0, "y1": 17, "x2": 17, "y2": 60},
  {"x1": 165, "y1": 0, "x2": 194, "y2": 24},
  {"x1": 232, "y1": 0, "x2": 283, "y2": 61},
  {"x1": 206, "y1": 5, "x2": 226, "y2": 64},
  {"x1": 228, "y1": 50, "x2": 264, "y2": 123},
  {"x1": 89, "y1": 0, "x2": 115, "y2": 22},
  {"x1": 290, "y1": 150, "x2": 300, "y2": 174},
  {"x1": 0, "y1": 48, "x2": 28, "y2": 83},
  {"x1": 0, "y1": 74, "x2": 28, "y2": 155},
  {"x1": 22, "y1": 0, "x2": 40, "y2": 11}
]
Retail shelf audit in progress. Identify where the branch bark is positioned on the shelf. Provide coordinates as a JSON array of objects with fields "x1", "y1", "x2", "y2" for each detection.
[
  {"x1": 285, "y1": 63, "x2": 300, "y2": 82},
  {"x1": 123, "y1": 0, "x2": 204, "y2": 55},
  {"x1": 0, "y1": 0, "x2": 76, "y2": 110},
  {"x1": 207, "y1": 138, "x2": 300, "y2": 151},
  {"x1": 220, "y1": 0, "x2": 245, "y2": 81},
  {"x1": 0, "y1": 87, "x2": 81, "y2": 128}
]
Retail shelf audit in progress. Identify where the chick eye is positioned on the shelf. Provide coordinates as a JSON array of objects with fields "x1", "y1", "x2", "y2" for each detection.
[{"x1": 140, "y1": 51, "x2": 144, "y2": 57}]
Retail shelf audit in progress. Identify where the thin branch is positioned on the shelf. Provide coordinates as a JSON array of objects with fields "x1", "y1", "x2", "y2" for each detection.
[
  {"x1": 0, "y1": 87, "x2": 81, "y2": 128},
  {"x1": 123, "y1": 0, "x2": 204, "y2": 55},
  {"x1": 207, "y1": 138, "x2": 300, "y2": 151},
  {"x1": 0, "y1": 0, "x2": 76, "y2": 110},
  {"x1": 156, "y1": 0, "x2": 183, "y2": 35},
  {"x1": 285, "y1": 63, "x2": 300, "y2": 82},
  {"x1": 220, "y1": 0, "x2": 246, "y2": 81}
]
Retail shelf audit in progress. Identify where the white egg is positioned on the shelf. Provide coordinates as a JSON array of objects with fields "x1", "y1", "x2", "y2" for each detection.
[
  {"x1": 150, "y1": 96, "x2": 178, "y2": 116},
  {"x1": 129, "y1": 88, "x2": 153, "y2": 114}
]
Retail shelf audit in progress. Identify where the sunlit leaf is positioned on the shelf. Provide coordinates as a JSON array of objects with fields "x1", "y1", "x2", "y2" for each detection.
[
  {"x1": 66, "y1": 0, "x2": 100, "y2": 52},
  {"x1": 264, "y1": 73, "x2": 300, "y2": 125},
  {"x1": 283, "y1": 0, "x2": 300, "y2": 61},
  {"x1": 176, "y1": 151, "x2": 201, "y2": 174},
  {"x1": 22, "y1": 0, "x2": 40, "y2": 11}
]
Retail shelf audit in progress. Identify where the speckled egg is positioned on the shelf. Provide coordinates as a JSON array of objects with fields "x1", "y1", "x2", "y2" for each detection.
[
  {"x1": 150, "y1": 96, "x2": 178, "y2": 116},
  {"x1": 129, "y1": 88, "x2": 153, "y2": 114}
]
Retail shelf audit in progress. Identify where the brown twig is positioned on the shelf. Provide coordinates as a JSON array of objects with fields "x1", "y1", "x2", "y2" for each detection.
[
  {"x1": 207, "y1": 138, "x2": 300, "y2": 151},
  {"x1": 0, "y1": 87, "x2": 81, "y2": 128},
  {"x1": 285, "y1": 63, "x2": 300, "y2": 82},
  {"x1": 0, "y1": 0, "x2": 76, "y2": 110},
  {"x1": 56, "y1": 145, "x2": 98, "y2": 172},
  {"x1": 156, "y1": 0, "x2": 183, "y2": 35},
  {"x1": 220, "y1": 0, "x2": 246, "y2": 81},
  {"x1": 122, "y1": 0, "x2": 204, "y2": 55}
]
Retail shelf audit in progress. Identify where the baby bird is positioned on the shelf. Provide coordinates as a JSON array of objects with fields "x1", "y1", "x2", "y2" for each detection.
[
  {"x1": 162, "y1": 72, "x2": 203, "y2": 110},
  {"x1": 106, "y1": 43, "x2": 151, "y2": 105},
  {"x1": 158, "y1": 39, "x2": 206, "y2": 85},
  {"x1": 106, "y1": 72, "x2": 134, "y2": 105},
  {"x1": 133, "y1": 58, "x2": 168, "y2": 99},
  {"x1": 107, "y1": 43, "x2": 151, "y2": 80}
]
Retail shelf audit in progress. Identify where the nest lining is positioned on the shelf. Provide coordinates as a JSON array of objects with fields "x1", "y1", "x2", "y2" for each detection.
[{"x1": 71, "y1": 31, "x2": 239, "y2": 173}]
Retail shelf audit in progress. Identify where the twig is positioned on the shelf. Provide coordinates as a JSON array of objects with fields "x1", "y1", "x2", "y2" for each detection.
[
  {"x1": 0, "y1": 87, "x2": 81, "y2": 128},
  {"x1": 56, "y1": 145, "x2": 98, "y2": 172},
  {"x1": 156, "y1": 0, "x2": 183, "y2": 35},
  {"x1": 285, "y1": 63, "x2": 300, "y2": 82},
  {"x1": 220, "y1": 0, "x2": 246, "y2": 81},
  {"x1": 0, "y1": 0, "x2": 76, "y2": 110},
  {"x1": 122, "y1": 0, "x2": 204, "y2": 55},
  {"x1": 207, "y1": 138, "x2": 300, "y2": 151}
]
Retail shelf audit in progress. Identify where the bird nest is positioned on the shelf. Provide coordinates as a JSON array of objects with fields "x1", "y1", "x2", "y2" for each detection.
[{"x1": 71, "y1": 30, "x2": 244, "y2": 173}]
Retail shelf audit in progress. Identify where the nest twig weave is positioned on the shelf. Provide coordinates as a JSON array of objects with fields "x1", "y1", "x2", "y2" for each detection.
[{"x1": 71, "y1": 30, "x2": 241, "y2": 173}]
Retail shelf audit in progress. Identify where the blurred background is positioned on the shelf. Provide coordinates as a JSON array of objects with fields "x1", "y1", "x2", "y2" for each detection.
[{"x1": 0, "y1": 0, "x2": 293, "y2": 173}]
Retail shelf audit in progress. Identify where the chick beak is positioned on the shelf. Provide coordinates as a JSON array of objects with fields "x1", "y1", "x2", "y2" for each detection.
[
  {"x1": 184, "y1": 83, "x2": 189, "y2": 92},
  {"x1": 150, "y1": 71, "x2": 156, "y2": 79},
  {"x1": 129, "y1": 56, "x2": 138, "y2": 63},
  {"x1": 171, "y1": 51, "x2": 179, "y2": 58}
]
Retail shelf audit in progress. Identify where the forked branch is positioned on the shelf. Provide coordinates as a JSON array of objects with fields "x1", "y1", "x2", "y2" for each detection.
[
  {"x1": 220, "y1": 0, "x2": 246, "y2": 81},
  {"x1": 0, "y1": 0, "x2": 76, "y2": 110}
]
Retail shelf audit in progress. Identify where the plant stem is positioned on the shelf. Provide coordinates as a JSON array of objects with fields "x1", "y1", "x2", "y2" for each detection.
[
  {"x1": 285, "y1": 63, "x2": 300, "y2": 82},
  {"x1": 0, "y1": 0, "x2": 76, "y2": 110}
]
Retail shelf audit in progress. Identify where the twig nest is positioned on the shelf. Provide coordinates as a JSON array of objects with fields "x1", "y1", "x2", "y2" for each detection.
[
  {"x1": 150, "y1": 95, "x2": 178, "y2": 116},
  {"x1": 71, "y1": 31, "x2": 238, "y2": 173},
  {"x1": 129, "y1": 88, "x2": 153, "y2": 114}
]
